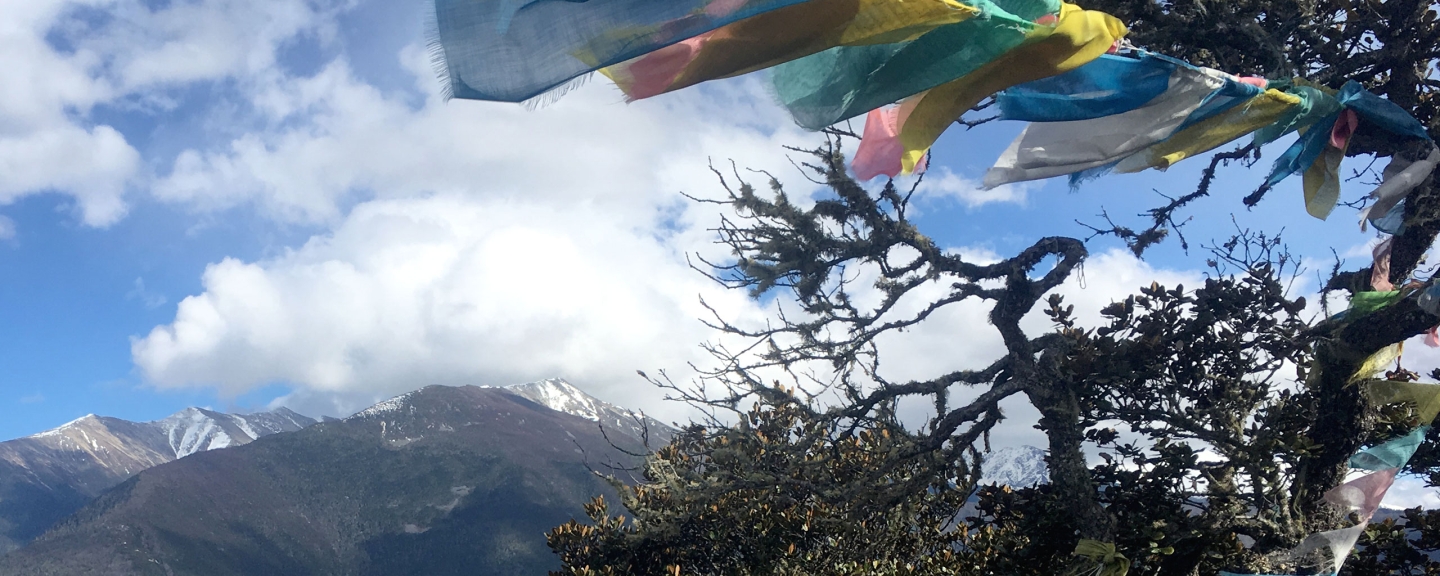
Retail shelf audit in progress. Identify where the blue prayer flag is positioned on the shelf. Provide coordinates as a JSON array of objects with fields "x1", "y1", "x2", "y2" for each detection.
[
  {"x1": 997, "y1": 52, "x2": 1175, "y2": 122},
  {"x1": 1264, "y1": 110, "x2": 1341, "y2": 189}
]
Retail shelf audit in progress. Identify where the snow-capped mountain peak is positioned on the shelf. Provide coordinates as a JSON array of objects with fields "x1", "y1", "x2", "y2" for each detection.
[
  {"x1": 980, "y1": 445, "x2": 1050, "y2": 487},
  {"x1": 350, "y1": 391, "x2": 419, "y2": 420},
  {"x1": 13, "y1": 406, "x2": 316, "y2": 461},
  {"x1": 155, "y1": 407, "x2": 313, "y2": 459},
  {"x1": 498, "y1": 378, "x2": 673, "y2": 444},
  {"x1": 0, "y1": 406, "x2": 318, "y2": 553},
  {"x1": 158, "y1": 408, "x2": 229, "y2": 458},
  {"x1": 25, "y1": 414, "x2": 101, "y2": 439},
  {"x1": 501, "y1": 379, "x2": 606, "y2": 421}
]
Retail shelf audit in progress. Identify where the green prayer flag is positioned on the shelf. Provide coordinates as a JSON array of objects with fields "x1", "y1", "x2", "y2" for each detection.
[
  {"x1": 1073, "y1": 539, "x2": 1130, "y2": 576},
  {"x1": 1347, "y1": 290, "x2": 1402, "y2": 317},
  {"x1": 1364, "y1": 380, "x2": 1440, "y2": 424}
]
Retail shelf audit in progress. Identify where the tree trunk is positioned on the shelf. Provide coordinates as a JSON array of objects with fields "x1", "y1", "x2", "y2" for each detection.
[
  {"x1": 1026, "y1": 381, "x2": 1116, "y2": 541},
  {"x1": 1297, "y1": 299, "x2": 1437, "y2": 530}
]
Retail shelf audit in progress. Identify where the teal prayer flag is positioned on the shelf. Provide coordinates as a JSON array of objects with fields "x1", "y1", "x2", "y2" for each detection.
[
  {"x1": 432, "y1": 0, "x2": 811, "y2": 102},
  {"x1": 1351, "y1": 425, "x2": 1430, "y2": 471},
  {"x1": 1338, "y1": 81, "x2": 1433, "y2": 141},
  {"x1": 770, "y1": 0, "x2": 1060, "y2": 130}
]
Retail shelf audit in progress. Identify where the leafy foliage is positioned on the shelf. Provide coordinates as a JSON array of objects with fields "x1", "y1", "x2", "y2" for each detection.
[{"x1": 549, "y1": 400, "x2": 1018, "y2": 576}]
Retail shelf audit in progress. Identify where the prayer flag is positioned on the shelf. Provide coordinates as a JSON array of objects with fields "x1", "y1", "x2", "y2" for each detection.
[
  {"x1": 1349, "y1": 343, "x2": 1400, "y2": 384},
  {"x1": 1338, "y1": 81, "x2": 1433, "y2": 141},
  {"x1": 1368, "y1": 199, "x2": 1407, "y2": 235},
  {"x1": 1251, "y1": 85, "x2": 1340, "y2": 148},
  {"x1": 602, "y1": 0, "x2": 981, "y2": 100},
  {"x1": 995, "y1": 52, "x2": 1174, "y2": 122},
  {"x1": 1331, "y1": 108, "x2": 1359, "y2": 149},
  {"x1": 1302, "y1": 112, "x2": 1356, "y2": 220},
  {"x1": 1291, "y1": 523, "x2": 1366, "y2": 575},
  {"x1": 1350, "y1": 425, "x2": 1429, "y2": 471},
  {"x1": 1371, "y1": 238, "x2": 1393, "y2": 292},
  {"x1": 1115, "y1": 89, "x2": 1302, "y2": 173},
  {"x1": 1264, "y1": 110, "x2": 1341, "y2": 190},
  {"x1": 1348, "y1": 290, "x2": 1402, "y2": 316},
  {"x1": 1358, "y1": 148, "x2": 1440, "y2": 231},
  {"x1": 432, "y1": 0, "x2": 811, "y2": 102},
  {"x1": 853, "y1": 98, "x2": 923, "y2": 180},
  {"x1": 770, "y1": 0, "x2": 1064, "y2": 130},
  {"x1": 1323, "y1": 467, "x2": 1398, "y2": 520},
  {"x1": 983, "y1": 62, "x2": 1230, "y2": 188},
  {"x1": 1060, "y1": 70, "x2": 1260, "y2": 187},
  {"x1": 897, "y1": 2, "x2": 1127, "y2": 172},
  {"x1": 1421, "y1": 282, "x2": 1440, "y2": 316},
  {"x1": 1364, "y1": 380, "x2": 1440, "y2": 425}
]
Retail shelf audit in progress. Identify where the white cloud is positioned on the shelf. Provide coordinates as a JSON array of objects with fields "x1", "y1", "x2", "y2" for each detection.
[
  {"x1": 0, "y1": 0, "x2": 113, "y2": 131},
  {"x1": 1382, "y1": 476, "x2": 1440, "y2": 510},
  {"x1": 0, "y1": 215, "x2": 14, "y2": 241},
  {"x1": 82, "y1": 0, "x2": 352, "y2": 90},
  {"x1": 153, "y1": 50, "x2": 813, "y2": 225},
  {"x1": 0, "y1": 124, "x2": 138, "y2": 225},
  {"x1": 0, "y1": 0, "x2": 353, "y2": 226},
  {"x1": 132, "y1": 194, "x2": 770, "y2": 422},
  {"x1": 1, "y1": 0, "x2": 133, "y2": 225},
  {"x1": 131, "y1": 42, "x2": 837, "y2": 423},
  {"x1": 912, "y1": 166, "x2": 1030, "y2": 209}
]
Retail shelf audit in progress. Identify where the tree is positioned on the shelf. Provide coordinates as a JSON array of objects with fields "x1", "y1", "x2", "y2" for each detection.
[
  {"x1": 547, "y1": 400, "x2": 1010, "y2": 576},
  {"x1": 549, "y1": 1, "x2": 1440, "y2": 574}
]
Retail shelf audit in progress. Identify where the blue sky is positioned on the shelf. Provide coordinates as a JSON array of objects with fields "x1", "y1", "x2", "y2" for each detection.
[{"x1": 0, "y1": 0, "x2": 1425, "y2": 475}]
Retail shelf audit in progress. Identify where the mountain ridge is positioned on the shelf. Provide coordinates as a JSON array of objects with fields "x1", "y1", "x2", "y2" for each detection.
[
  {"x1": 496, "y1": 378, "x2": 673, "y2": 446},
  {"x1": 0, "y1": 382, "x2": 655, "y2": 575},
  {"x1": 0, "y1": 406, "x2": 316, "y2": 554}
]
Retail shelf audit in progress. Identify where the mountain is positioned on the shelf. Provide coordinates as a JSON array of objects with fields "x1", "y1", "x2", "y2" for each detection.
[
  {"x1": 155, "y1": 407, "x2": 316, "y2": 459},
  {"x1": 499, "y1": 378, "x2": 673, "y2": 446},
  {"x1": 0, "y1": 407, "x2": 315, "y2": 555},
  {"x1": 980, "y1": 445, "x2": 1049, "y2": 487},
  {"x1": 0, "y1": 381, "x2": 660, "y2": 576}
]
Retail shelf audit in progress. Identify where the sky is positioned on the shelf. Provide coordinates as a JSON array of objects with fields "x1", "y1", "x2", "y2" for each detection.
[{"x1": 2, "y1": 0, "x2": 1437, "y2": 507}]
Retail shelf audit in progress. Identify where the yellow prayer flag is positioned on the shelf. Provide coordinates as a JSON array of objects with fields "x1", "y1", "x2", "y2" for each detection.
[
  {"x1": 897, "y1": 2, "x2": 1127, "y2": 173},
  {"x1": 837, "y1": 0, "x2": 981, "y2": 45},
  {"x1": 1350, "y1": 344, "x2": 1400, "y2": 384},
  {"x1": 1303, "y1": 144, "x2": 1346, "y2": 219}
]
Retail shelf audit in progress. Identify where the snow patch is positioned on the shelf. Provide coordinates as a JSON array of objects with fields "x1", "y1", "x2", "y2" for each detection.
[
  {"x1": 351, "y1": 392, "x2": 418, "y2": 420},
  {"x1": 26, "y1": 415, "x2": 100, "y2": 439},
  {"x1": 503, "y1": 379, "x2": 603, "y2": 421},
  {"x1": 152, "y1": 407, "x2": 315, "y2": 458},
  {"x1": 500, "y1": 378, "x2": 674, "y2": 446},
  {"x1": 981, "y1": 445, "x2": 1050, "y2": 487}
]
